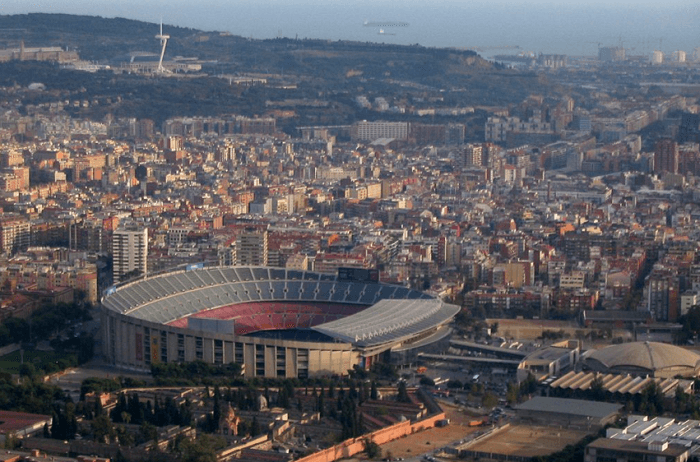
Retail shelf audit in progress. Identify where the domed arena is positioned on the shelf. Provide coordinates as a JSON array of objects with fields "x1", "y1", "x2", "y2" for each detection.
[
  {"x1": 101, "y1": 266, "x2": 459, "y2": 378},
  {"x1": 582, "y1": 341, "x2": 700, "y2": 378}
]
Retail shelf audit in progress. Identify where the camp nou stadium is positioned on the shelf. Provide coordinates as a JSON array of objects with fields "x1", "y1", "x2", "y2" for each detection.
[{"x1": 101, "y1": 266, "x2": 459, "y2": 378}]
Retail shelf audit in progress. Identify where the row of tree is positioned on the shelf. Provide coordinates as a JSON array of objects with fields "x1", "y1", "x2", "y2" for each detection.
[
  {"x1": 110, "y1": 392, "x2": 193, "y2": 428},
  {"x1": 0, "y1": 300, "x2": 91, "y2": 347}
]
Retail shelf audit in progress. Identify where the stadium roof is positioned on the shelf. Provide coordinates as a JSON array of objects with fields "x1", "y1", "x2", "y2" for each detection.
[
  {"x1": 312, "y1": 299, "x2": 460, "y2": 347},
  {"x1": 102, "y1": 266, "x2": 430, "y2": 324},
  {"x1": 102, "y1": 267, "x2": 448, "y2": 347}
]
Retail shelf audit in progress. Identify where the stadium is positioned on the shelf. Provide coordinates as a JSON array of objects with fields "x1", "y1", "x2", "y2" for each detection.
[{"x1": 101, "y1": 266, "x2": 459, "y2": 378}]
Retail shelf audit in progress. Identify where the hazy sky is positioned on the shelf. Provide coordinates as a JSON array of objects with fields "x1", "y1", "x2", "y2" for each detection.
[{"x1": 2, "y1": 1, "x2": 697, "y2": 56}]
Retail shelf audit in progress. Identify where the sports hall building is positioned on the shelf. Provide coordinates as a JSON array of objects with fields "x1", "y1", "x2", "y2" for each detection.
[{"x1": 101, "y1": 266, "x2": 459, "y2": 378}]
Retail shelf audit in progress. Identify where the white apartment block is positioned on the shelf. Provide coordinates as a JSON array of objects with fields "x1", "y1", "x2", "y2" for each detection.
[{"x1": 112, "y1": 227, "x2": 148, "y2": 284}]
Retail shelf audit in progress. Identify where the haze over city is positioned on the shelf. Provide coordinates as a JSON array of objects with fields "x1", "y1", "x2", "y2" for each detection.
[
  {"x1": 0, "y1": 3, "x2": 699, "y2": 462},
  {"x1": 2, "y1": 0, "x2": 698, "y2": 55}
]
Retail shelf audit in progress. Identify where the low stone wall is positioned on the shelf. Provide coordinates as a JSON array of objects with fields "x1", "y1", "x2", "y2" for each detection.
[
  {"x1": 42, "y1": 367, "x2": 77, "y2": 383},
  {"x1": 218, "y1": 434, "x2": 269, "y2": 461},
  {"x1": 295, "y1": 412, "x2": 446, "y2": 462},
  {"x1": 459, "y1": 423, "x2": 510, "y2": 450}
]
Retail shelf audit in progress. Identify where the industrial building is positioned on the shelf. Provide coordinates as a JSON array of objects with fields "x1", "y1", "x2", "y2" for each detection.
[{"x1": 514, "y1": 396, "x2": 622, "y2": 428}]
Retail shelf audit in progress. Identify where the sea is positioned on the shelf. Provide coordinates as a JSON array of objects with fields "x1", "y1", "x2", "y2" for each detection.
[{"x1": 4, "y1": 1, "x2": 699, "y2": 58}]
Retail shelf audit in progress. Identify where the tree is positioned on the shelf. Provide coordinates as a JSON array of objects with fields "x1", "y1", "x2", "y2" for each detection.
[
  {"x1": 639, "y1": 382, "x2": 664, "y2": 415},
  {"x1": 175, "y1": 434, "x2": 224, "y2": 462},
  {"x1": 51, "y1": 403, "x2": 78, "y2": 440},
  {"x1": 19, "y1": 363, "x2": 36, "y2": 380},
  {"x1": 675, "y1": 385, "x2": 690, "y2": 414},
  {"x1": 4, "y1": 433, "x2": 19, "y2": 449},
  {"x1": 116, "y1": 425, "x2": 134, "y2": 446},
  {"x1": 506, "y1": 382, "x2": 519, "y2": 405},
  {"x1": 589, "y1": 375, "x2": 605, "y2": 401},
  {"x1": 518, "y1": 373, "x2": 538, "y2": 398},
  {"x1": 92, "y1": 414, "x2": 115, "y2": 443},
  {"x1": 211, "y1": 386, "x2": 221, "y2": 431},
  {"x1": 317, "y1": 392, "x2": 325, "y2": 418},
  {"x1": 397, "y1": 381, "x2": 410, "y2": 403},
  {"x1": 139, "y1": 421, "x2": 158, "y2": 445},
  {"x1": 482, "y1": 392, "x2": 498, "y2": 408},
  {"x1": 680, "y1": 305, "x2": 700, "y2": 342},
  {"x1": 250, "y1": 416, "x2": 260, "y2": 437},
  {"x1": 362, "y1": 438, "x2": 381, "y2": 459},
  {"x1": 277, "y1": 387, "x2": 290, "y2": 409},
  {"x1": 447, "y1": 379, "x2": 463, "y2": 389}
]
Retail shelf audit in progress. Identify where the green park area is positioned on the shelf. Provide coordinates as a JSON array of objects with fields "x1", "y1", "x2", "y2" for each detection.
[{"x1": 0, "y1": 348, "x2": 79, "y2": 376}]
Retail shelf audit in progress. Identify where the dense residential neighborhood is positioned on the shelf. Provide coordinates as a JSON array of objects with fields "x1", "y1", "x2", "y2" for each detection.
[{"x1": 0, "y1": 12, "x2": 699, "y2": 462}]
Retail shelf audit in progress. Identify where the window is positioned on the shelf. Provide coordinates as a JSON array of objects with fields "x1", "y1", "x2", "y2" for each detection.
[
  {"x1": 255, "y1": 345, "x2": 265, "y2": 376},
  {"x1": 297, "y1": 348, "x2": 309, "y2": 379},
  {"x1": 144, "y1": 327, "x2": 151, "y2": 365},
  {"x1": 235, "y1": 342, "x2": 244, "y2": 364},
  {"x1": 160, "y1": 331, "x2": 168, "y2": 363},
  {"x1": 177, "y1": 334, "x2": 185, "y2": 362},
  {"x1": 276, "y1": 347, "x2": 286, "y2": 378},
  {"x1": 214, "y1": 339, "x2": 223, "y2": 365},
  {"x1": 195, "y1": 336, "x2": 203, "y2": 360}
]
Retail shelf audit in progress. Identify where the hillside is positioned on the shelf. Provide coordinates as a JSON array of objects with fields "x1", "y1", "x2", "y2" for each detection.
[{"x1": 0, "y1": 14, "x2": 562, "y2": 131}]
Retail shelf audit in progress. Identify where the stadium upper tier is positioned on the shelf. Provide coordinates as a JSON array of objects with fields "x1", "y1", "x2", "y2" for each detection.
[
  {"x1": 102, "y1": 266, "x2": 433, "y2": 326},
  {"x1": 313, "y1": 299, "x2": 460, "y2": 348}
]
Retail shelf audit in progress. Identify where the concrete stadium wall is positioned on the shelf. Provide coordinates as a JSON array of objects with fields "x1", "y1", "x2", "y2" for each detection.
[
  {"x1": 103, "y1": 310, "x2": 356, "y2": 378},
  {"x1": 295, "y1": 413, "x2": 446, "y2": 462}
]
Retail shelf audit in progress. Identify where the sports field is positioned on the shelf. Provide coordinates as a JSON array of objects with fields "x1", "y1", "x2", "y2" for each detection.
[
  {"x1": 464, "y1": 424, "x2": 589, "y2": 457},
  {"x1": 486, "y1": 318, "x2": 631, "y2": 346}
]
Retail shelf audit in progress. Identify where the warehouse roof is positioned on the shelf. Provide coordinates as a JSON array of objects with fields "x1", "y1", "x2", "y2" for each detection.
[{"x1": 514, "y1": 396, "x2": 622, "y2": 419}]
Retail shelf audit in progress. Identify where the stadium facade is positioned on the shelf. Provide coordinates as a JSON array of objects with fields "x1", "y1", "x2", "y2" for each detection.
[{"x1": 101, "y1": 266, "x2": 459, "y2": 378}]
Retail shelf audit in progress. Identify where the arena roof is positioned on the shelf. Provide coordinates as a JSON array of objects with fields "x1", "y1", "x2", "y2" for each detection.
[
  {"x1": 312, "y1": 299, "x2": 460, "y2": 347},
  {"x1": 582, "y1": 341, "x2": 700, "y2": 378}
]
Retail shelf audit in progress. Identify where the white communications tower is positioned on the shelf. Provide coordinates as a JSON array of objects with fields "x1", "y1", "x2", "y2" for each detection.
[{"x1": 155, "y1": 20, "x2": 170, "y2": 73}]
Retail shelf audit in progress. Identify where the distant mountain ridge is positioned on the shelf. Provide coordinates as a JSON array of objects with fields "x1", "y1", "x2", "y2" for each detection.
[
  {"x1": 0, "y1": 13, "x2": 488, "y2": 73},
  {"x1": 0, "y1": 14, "x2": 555, "y2": 131}
]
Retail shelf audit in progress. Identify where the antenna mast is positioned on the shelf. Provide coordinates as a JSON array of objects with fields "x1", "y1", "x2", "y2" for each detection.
[{"x1": 155, "y1": 19, "x2": 170, "y2": 74}]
